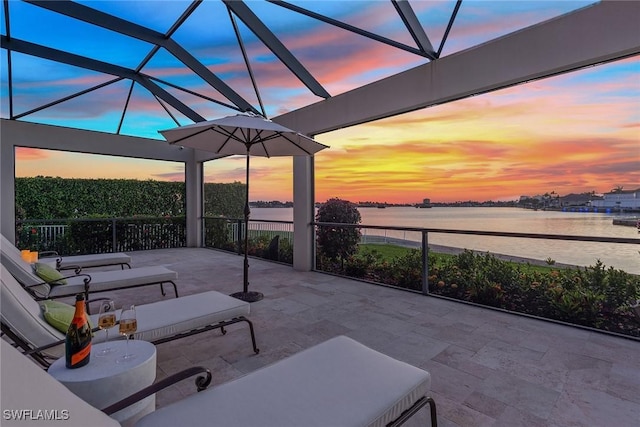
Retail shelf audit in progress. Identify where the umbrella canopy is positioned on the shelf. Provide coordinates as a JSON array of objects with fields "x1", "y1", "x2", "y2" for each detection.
[
  {"x1": 159, "y1": 113, "x2": 328, "y2": 157},
  {"x1": 159, "y1": 113, "x2": 328, "y2": 302}
]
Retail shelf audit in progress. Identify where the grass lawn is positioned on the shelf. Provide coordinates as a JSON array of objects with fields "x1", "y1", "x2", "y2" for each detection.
[{"x1": 357, "y1": 243, "x2": 561, "y2": 274}]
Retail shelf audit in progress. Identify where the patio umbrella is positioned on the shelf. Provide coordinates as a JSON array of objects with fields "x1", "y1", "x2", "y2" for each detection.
[{"x1": 159, "y1": 113, "x2": 329, "y2": 302}]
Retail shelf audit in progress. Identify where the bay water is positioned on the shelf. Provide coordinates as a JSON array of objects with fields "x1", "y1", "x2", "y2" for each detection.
[{"x1": 252, "y1": 206, "x2": 640, "y2": 274}]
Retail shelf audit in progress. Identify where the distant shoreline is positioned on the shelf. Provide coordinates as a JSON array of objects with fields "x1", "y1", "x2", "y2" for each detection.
[{"x1": 361, "y1": 235, "x2": 579, "y2": 269}]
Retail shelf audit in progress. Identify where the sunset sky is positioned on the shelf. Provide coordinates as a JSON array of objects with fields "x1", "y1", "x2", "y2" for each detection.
[{"x1": 5, "y1": 1, "x2": 640, "y2": 204}]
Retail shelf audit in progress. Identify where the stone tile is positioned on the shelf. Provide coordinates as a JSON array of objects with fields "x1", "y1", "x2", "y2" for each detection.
[
  {"x1": 607, "y1": 363, "x2": 640, "y2": 404},
  {"x1": 380, "y1": 331, "x2": 450, "y2": 366},
  {"x1": 420, "y1": 360, "x2": 484, "y2": 402},
  {"x1": 285, "y1": 288, "x2": 332, "y2": 307},
  {"x1": 344, "y1": 327, "x2": 399, "y2": 353},
  {"x1": 414, "y1": 311, "x2": 462, "y2": 332},
  {"x1": 475, "y1": 339, "x2": 546, "y2": 366},
  {"x1": 430, "y1": 390, "x2": 495, "y2": 427},
  {"x1": 230, "y1": 340, "x2": 303, "y2": 374},
  {"x1": 266, "y1": 296, "x2": 314, "y2": 315},
  {"x1": 295, "y1": 319, "x2": 351, "y2": 343},
  {"x1": 493, "y1": 405, "x2": 548, "y2": 427},
  {"x1": 433, "y1": 345, "x2": 495, "y2": 380},
  {"x1": 463, "y1": 390, "x2": 508, "y2": 419},
  {"x1": 157, "y1": 354, "x2": 192, "y2": 374},
  {"x1": 470, "y1": 340, "x2": 569, "y2": 391},
  {"x1": 563, "y1": 363, "x2": 612, "y2": 396},
  {"x1": 430, "y1": 324, "x2": 493, "y2": 352},
  {"x1": 578, "y1": 335, "x2": 640, "y2": 369},
  {"x1": 476, "y1": 372, "x2": 560, "y2": 420},
  {"x1": 549, "y1": 386, "x2": 640, "y2": 427},
  {"x1": 474, "y1": 321, "x2": 533, "y2": 346},
  {"x1": 542, "y1": 347, "x2": 612, "y2": 392}
]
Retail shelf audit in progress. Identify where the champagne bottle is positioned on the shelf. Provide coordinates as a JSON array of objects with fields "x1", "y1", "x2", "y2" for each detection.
[{"x1": 65, "y1": 294, "x2": 92, "y2": 369}]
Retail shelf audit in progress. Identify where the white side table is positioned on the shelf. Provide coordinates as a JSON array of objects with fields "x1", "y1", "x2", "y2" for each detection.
[{"x1": 48, "y1": 340, "x2": 156, "y2": 427}]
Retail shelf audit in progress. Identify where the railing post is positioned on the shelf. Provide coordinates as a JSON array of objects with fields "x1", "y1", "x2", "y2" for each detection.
[
  {"x1": 422, "y1": 231, "x2": 429, "y2": 295},
  {"x1": 201, "y1": 217, "x2": 206, "y2": 248},
  {"x1": 112, "y1": 219, "x2": 117, "y2": 253}
]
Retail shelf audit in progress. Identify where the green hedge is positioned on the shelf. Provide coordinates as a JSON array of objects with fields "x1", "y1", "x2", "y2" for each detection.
[
  {"x1": 429, "y1": 251, "x2": 639, "y2": 336},
  {"x1": 15, "y1": 177, "x2": 245, "y2": 220}
]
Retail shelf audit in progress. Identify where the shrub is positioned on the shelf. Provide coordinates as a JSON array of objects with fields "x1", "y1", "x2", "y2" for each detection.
[
  {"x1": 428, "y1": 252, "x2": 640, "y2": 336},
  {"x1": 316, "y1": 199, "x2": 362, "y2": 268}
]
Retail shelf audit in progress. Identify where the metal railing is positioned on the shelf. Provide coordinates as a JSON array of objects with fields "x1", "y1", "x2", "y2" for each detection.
[
  {"x1": 314, "y1": 221, "x2": 640, "y2": 339},
  {"x1": 202, "y1": 217, "x2": 294, "y2": 263},
  {"x1": 15, "y1": 216, "x2": 640, "y2": 337},
  {"x1": 16, "y1": 217, "x2": 186, "y2": 255},
  {"x1": 315, "y1": 221, "x2": 640, "y2": 290}
]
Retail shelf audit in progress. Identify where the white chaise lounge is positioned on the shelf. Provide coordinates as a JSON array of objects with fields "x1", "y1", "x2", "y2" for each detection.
[
  {"x1": 0, "y1": 264, "x2": 259, "y2": 368},
  {"x1": 1, "y1": 336, "x2": 437, "y2": 427},
  {"x1": 1, "y1": 240, "x2": 179, "y2": 305},
  {"x1": 2, "y1": 234, "x2": 131, "y2": 270}
]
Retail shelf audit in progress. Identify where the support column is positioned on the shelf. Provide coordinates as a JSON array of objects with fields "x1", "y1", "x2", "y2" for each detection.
[
  {"x1": 293, "y1": 155, "x2": 315, "y2": 271},
  {"x1": 185, "y1": 153, "x2": 203, "y2": 247},
  {"x1": 0, "y1": 135, "x2": 16, "y2": 243}
]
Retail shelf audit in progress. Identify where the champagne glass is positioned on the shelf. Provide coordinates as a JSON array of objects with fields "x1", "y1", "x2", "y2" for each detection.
[
  {"x1": 116, "y1": 305, "x2": 137, "y2": 363},
  {"x1": 96, "y1": 300, "x2": 116, "y2": 356}
]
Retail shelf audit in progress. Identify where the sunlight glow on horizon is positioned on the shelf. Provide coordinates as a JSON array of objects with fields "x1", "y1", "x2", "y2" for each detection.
[{"x1": 15, "y1": 56, "x2": 640, "y2": 204}]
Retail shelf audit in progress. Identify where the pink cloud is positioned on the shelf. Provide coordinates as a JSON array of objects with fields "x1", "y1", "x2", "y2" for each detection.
[{"x1": 15, "y1": 147, "x2": 50, "y2": 160}]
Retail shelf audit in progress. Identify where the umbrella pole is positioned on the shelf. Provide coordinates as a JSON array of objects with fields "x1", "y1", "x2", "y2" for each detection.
[
  {"x1": 231, "y1": 150, "x2": 264, "y2": 303},
  {"x1": 243, "y1": 152, "x2": 250, "y2": 293}
]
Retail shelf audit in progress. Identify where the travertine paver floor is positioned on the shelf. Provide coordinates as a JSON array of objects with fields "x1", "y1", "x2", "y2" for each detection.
[{"x1": 92, "y1": 247, "x2": 640, "y2": 427}]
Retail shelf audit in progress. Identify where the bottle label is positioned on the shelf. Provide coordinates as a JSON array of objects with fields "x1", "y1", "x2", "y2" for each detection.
[{"x1": 71, "y1": 343, "x2": 91, "y2": 366}]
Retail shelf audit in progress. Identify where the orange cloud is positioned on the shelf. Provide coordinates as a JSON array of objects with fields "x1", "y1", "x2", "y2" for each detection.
[
  {"x1": 204, "y1": 156, "x2": 294, "y2": 202},
  {"x1": 312, "y1": 56, "x2": 640, "y2": 204}
]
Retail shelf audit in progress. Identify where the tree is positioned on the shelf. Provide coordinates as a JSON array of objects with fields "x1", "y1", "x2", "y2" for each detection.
[{"x1": 315, "y1": 198, "x2": 362, "y2": 268}]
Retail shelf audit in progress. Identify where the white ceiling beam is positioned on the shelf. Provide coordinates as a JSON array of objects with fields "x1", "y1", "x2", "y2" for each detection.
[{"x1": 0, "y1": 119, "x2": 223, "y2": 163}]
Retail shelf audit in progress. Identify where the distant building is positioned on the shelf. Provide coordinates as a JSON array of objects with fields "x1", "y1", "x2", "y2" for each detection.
[
  {"x1": 419, "y1": 198, "x2": 432, "y2": 208},
  {"x1": 519, "y1": 193, "x2": 560, "y2": 209},
  {"x1": 560, "y1": 193, "x2": 592, "y2": 207},
  {"x1": 590, "y1": 188, "x2": 640, "y2": 211}
]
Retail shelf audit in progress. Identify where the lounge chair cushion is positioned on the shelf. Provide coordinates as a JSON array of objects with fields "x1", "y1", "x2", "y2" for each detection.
[
  {"x1": 1, "y1": 266, "x2": 67, "y2": 358},
  {"x1": 1, "y1": 245, "x2": 52, "y2": 297},
  {"x1": 89, "y1": 291, "x2": 250, "y2": 343},
  {"x1": 136, "y1": 335, "x2": 431, "y2": 427},
  {"x1": 41, "y1": 300, "x2": 93, "y2": 333},
  {"x1": 34, "y1": 262, "x2": 67, "y2": 286},
  {"x1": 46, "y1": 266, "x2": 177, "y2": 299},
  {"x1": 1, "y1": 340, "x2": 121, "y2": 427}
]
